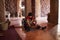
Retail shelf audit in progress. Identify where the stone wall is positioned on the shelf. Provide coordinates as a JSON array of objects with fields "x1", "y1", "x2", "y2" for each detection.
[
  {"x1": 5, "y1": 0, "x2": 17, "y2": 14},
  {"x1": 0, "y1": 0, "x2": 5, "y2": 22}
]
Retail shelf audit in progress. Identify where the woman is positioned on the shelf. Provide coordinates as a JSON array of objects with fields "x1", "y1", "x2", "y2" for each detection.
[
  {"x1": 26, "y1": 13, "x2": 36, "y2": 28},
  {"x1": 23, "y1": 12, "x2": 36, "y2": 32},
  {"x1": 26, "y1": 13, "x2": 47, "y2": 31},
  {"x1": 23, "y1": 12, "x2": 46, "y2": 32}
]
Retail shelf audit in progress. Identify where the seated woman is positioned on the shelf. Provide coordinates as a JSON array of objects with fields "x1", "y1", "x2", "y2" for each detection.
[
  {"x1": 23, "y1": 12, "x2": 36, "y2": 32},
  {"x1": 26, "y1": 13, "x2": 36, "y2": 29},
  {"x1": 23, "y1": 12, "x2": 46, "y2": 32}
]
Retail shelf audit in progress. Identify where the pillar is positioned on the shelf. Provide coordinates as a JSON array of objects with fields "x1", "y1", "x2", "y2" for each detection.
[
  {"x1": 35, "y1": 0, "x2": 41, "y2": 17},
  {"x1": 31, "y1": 0, "x2": 35, "y2": 16},
  {"x1": 48, "y1": 0, "x2": 58, "y2": 25},
  {"x1": 17, "y1": 0, "x2": 21, "y2": 17},
  {"x1": 25, "y1": 0, "x2": 32, "y2": 16}
]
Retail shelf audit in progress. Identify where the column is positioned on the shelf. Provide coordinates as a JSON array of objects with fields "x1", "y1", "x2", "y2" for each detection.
[
  {"x1": 35, "y1": 0, "x2": 41, "y2": 17},
  {"x1": 25, "y1": 0, "x2": 32, "y2": 16},
  {"x1": 35, "y1": 0, "x2": 42, "y2": 25},
  {"x1": 48, "y1": 0, "x2": 58, "y2": 25},
  {"x1": 17, "y1": 0, "x2": 21, "y2": 17}
]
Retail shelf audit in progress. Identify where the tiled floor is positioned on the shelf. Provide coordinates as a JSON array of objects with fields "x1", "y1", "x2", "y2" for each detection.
[
  {"x1": 15, "y1": 24, "x2": 56, "y2": 40},
  {"x1": 0, "y1": 23, "x2": 57, "y2": 40},
  {"x1": 25, "y1": 30, "x2": 55, "y2": 40}
]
